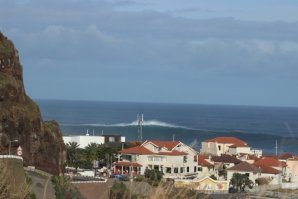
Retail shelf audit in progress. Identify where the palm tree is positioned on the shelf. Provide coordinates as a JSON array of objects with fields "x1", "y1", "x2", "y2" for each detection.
[
  {"x1": 66, "y1": 142, "x2": 80, "y2": 164},
  {"x1": 85, "y1": 142, "x2": 99, "y2": 163}
]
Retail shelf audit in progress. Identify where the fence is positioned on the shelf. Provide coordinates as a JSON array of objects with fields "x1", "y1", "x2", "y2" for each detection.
[{"x1": 0, "y1": 155, "x2": 23, "y2": 161}]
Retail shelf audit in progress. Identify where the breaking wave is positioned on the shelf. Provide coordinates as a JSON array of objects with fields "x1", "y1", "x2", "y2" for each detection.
[{"x1": 60, "y1": 120, "x2": 194, "y2": 129}]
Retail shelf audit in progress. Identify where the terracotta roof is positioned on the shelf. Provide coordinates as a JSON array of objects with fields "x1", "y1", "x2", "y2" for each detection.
[
  {"x1": 277, "y1": 153, "x2": 294, "y2": 160},
  {"x1": 254, "y1": 158, "x2": 287, "y2": 167},
  {"x1": 114, "y1": 162, "x2": 142, "y2": 166},
  {"x1": 203, "y1": 137, "x2": 247, "y2": 145},
  {"x1": 142, "y1": 140, "x2": 180, "y2": 150},
  {"x1": 227, "y1": 161, "x2": 261, "y2": 172},
  {"x1": 252, "y1": 164, "x2": 282, "y2": 174},
  {"x1": 213, "y1": 154, "x2": 242, "y2": 164},
  {"x1": 194, "y1": 155, "x2": 213, "y2": 166},
  {"x1": 118, "y1": 146, "x2": 188, "y2": 155},
  {"x1": 118, "y1": 146, "x2": 153, "y2": 154},
  {"x1": 263, "y1": 153, "x2": 295, "y2": 160},
  {"x1": 229, "y1": 143, "x2": 249, "y2": 148}
]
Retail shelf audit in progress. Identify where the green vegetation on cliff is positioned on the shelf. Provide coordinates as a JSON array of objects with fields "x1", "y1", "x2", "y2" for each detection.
[{"x1": 0, "y1": 39, "x2": 14, "y2": 54}]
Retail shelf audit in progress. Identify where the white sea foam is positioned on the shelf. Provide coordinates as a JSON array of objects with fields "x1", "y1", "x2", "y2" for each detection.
[{"x1": 60, "y1": 120, "x2": 192, "y2": 129}]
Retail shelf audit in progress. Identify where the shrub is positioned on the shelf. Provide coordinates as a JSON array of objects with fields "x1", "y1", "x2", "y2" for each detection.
[
  {"x1": 51, "y1": 176, "x2": 84, "y2": 199},
  {"x1": 134, "y1": 175, "x2": 145, "y2": 182}
]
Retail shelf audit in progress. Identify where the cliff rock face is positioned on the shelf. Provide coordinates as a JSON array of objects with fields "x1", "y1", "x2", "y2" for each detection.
[{"x1": 0, "y1": 32, "x2": 66, "y2": 175}]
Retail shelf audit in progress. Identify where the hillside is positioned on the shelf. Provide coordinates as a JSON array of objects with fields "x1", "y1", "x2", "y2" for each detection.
[{"x1": 0, "y1": 31, "x2": 66, "y2": 175}]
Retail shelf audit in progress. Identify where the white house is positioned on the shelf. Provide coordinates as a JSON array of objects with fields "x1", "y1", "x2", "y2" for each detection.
[
  {"x1": 63, "y1": 130, "x2": 125, "y2": 148},
  {"x1": 200, "y1": 137, "x2": 262, "y2": 157},
  {"x1": 114, "y1": 140, "x2": 198, "y2": 179},
  {"x1": 226, "y1": 161, "x2": 261, "y2": 186}
]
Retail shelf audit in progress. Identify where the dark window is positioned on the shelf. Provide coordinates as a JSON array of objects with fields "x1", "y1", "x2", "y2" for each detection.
[
  {"x1": 194, "y1": 166, "x2": 197, "y2": 172},
  {"x1": 198, "y1": 167, "x2": 202, "y2": 171},
  {"x1": 187, "y1": 167, "x2": 189, "y2": 172}
]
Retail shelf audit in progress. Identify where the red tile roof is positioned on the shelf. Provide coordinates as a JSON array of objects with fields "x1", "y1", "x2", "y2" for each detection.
[
  {"x1": 227, "y1": 161, "x2": 261, "y2": 172},
  {"x1": 203, "y1": 137, "x2": 247, "y2": 145},
  {"x1": 252, "y1": 164, "x2": 282, "y2": 174},
  {"x1": 142, "y1": 140, "x2": 180, "y2": 150},
  {"x1": 118, "y1": 146, "x2": 153, "y2": 154},
  {"x1": 229, "y1": 143, "x2": 249, "y2": 148},
  {"x1": 254, "y1": 158, "x2": 287, "y2": 167},
  {"x1": 212, "y1": 154, "x2": 242, "y2": 164},
  {"x1": 278, "y1": 153, "x2": 294, "y2": 160},
  {"x1": 262, "y1": 153, "x2": 294, "y2": 160},
  {"x1": 114, "y1": 162, "x2": 142, "y2": 166},
  {"x1": 118, "y1": 145, "x2": 188, "y2": 155},
  {"x1": 194, "y1": 155, "x2": 213, "y2": 166}
]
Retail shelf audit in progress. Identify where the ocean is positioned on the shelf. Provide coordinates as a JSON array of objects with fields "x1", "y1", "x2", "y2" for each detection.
[{"x1": 35, "y1": 99, "x2": 298, "y2": 155}]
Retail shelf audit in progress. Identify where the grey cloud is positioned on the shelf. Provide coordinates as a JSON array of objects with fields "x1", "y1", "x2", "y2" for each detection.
[{"x1": 1, "y1": 0, "x2": 298, "y2": 80}]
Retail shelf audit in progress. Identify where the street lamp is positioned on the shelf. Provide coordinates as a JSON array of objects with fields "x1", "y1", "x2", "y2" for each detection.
[{"x1": 9, "y1": 140, "x2": 18, "y2": 155}]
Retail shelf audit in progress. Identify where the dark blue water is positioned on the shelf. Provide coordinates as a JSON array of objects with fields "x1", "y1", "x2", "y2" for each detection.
[{"x1": 35, "y1": 99, "x2": 298, "y2": 155}]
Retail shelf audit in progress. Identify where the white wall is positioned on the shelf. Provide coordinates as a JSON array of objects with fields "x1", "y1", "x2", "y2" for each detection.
[{"x1": 63, "y1": 135, "x2": 105, "y2": 148}]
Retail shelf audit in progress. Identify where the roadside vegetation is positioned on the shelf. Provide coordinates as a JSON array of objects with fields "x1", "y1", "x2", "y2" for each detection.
[
  {"x1": 51, "y1": 176, "x2": 85, "y2": 199},
  {"x1": 0, "y1": 160, "x2": 33, "y2": 199}
]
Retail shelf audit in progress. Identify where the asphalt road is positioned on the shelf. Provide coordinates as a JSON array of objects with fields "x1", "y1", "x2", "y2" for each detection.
[{"x1": 26, "y1": 170, "x2": 56, "y2": 199}]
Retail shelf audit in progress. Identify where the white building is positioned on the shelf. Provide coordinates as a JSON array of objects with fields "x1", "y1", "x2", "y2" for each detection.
[
  {"x1": 63, "y1": 130, "x2": 125, "y2": 148},
  {"x1": 200, "y1": 137, "x2": 262, "y2": 157},
  {"x1": 114, "y1": 140, "x2": 198, "y2": 179}
]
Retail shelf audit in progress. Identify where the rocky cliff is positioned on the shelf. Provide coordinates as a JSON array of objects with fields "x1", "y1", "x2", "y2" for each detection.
[{"x1": 0, "y1": 32, "x2": 66, "y2": 175}]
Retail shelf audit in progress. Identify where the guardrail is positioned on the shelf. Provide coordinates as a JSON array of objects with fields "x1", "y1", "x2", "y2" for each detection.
[
  {"x1": 0, "y1": 155, "x2": 23, "y2": 161},
  {"x1": 71, "y1": 180, "x2": 107, "y2": 184}
]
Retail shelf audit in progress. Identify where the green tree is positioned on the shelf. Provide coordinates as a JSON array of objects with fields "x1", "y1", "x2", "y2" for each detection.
[
  {"x1": 65, "y1": 142, "x2": 80, "y2": 164},
  {"x1": 229, "y1": 173, "x2": 254, "y2": 192},
  {"x1": 84, "y1": 142, "x2": 99, "y2": 163},
  {"x1": 98, "y1": 145, "x2": 118, "y2": 168},
  {"x1": 145, "y1": 169, "x2": 164, "y2": 186}
]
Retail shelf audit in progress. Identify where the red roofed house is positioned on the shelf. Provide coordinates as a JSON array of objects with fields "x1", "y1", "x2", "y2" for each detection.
[
  {"x1": 194, "y1": 155, "x2": 217, "y2": 178},
  {"x1": 253, "y1": 157, "x2": 291, "y2": 183},
  {"x1": 200, "y1": 137, "x2": 262, "y2": 157},
  {"x1": 263, "y1": 153, "x2": 298, "y2": 182},
  {"x1": 252, "y1": 164, "x2": 282, "y2": 185},
  {"x1": 114, "y1": 140, "x2": 198, "y2": 179},
  {"x1": 226, "y1": 161, "x2": 261, "y2": 185}
]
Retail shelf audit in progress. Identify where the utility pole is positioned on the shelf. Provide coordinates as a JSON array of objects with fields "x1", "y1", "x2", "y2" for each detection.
[{"x1": 137, "y1": 114, "x2": 143, "y2": 142}]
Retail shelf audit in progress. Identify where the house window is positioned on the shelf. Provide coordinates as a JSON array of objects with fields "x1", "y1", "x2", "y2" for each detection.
[
  {"x1": 174, "y1": 168, "x2": 178, "y2": 173},
  {"x1": 198, "y1": 167, "x2": 202, "y2": 171},
  {"x1": 180, "y1": 167, "x2": 184, "y2": 173},
  {"x1": 109, "y1": 137, "x2": 115, "y2": 142},
  {"x1": 148, "y1": 157, "x2": 153, "y2": 161},
  {"x1": 183, "y1": 156, "x2": 187, "y2": 163},
  {"x1": 187, "y1": 167, "x2": 189, "y2": 172},
  {"x1": 245, "y1": 173, "x2": 250, "y2": 177},
  {"x1": 218, "y1": 145, "x2": 221, "y2": 150},
  {"x1": 194, "y1": 166, "x2": 197, "y2": 172}
]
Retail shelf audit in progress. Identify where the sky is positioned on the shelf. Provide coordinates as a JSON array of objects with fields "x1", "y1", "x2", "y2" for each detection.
[{"x1": 1, "y1": 0, "x2": 298, "y2": 107}]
